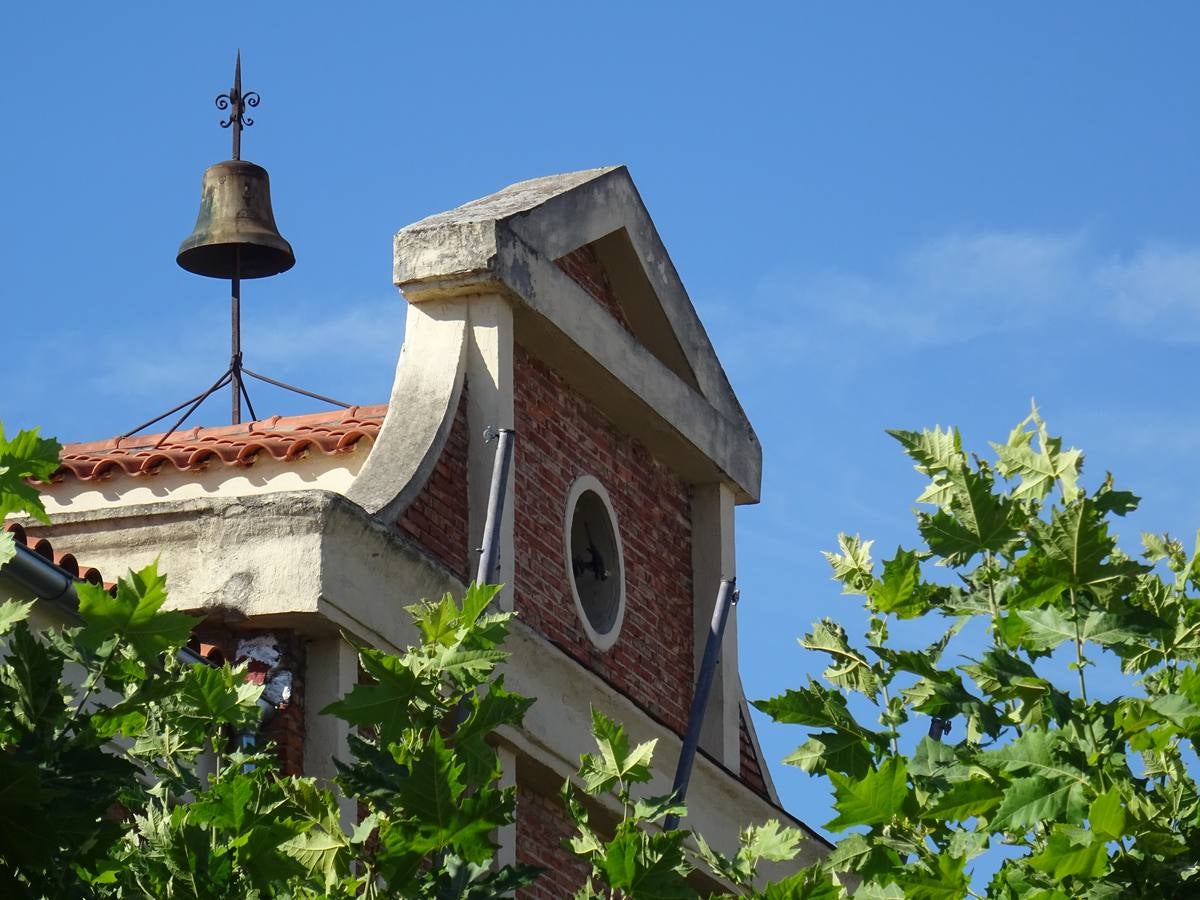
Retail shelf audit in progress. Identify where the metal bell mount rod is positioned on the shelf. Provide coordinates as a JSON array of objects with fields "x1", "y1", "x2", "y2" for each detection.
[{"x1": 123, "y1": 52, "x2": 349, "y2": 448}]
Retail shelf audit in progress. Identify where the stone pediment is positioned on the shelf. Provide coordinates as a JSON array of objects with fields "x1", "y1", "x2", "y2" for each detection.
[{"x1": 393, "y1": 167, "x2": 761, "y2": 502}]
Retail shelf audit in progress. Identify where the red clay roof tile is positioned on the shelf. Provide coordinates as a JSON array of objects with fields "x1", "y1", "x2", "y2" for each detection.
[
  {"x1": 5, "y1": 522, "x2": 109, "y2": 589},
  {"x1": 54, "y1": 404, "x2": 386, "y2": 483}
]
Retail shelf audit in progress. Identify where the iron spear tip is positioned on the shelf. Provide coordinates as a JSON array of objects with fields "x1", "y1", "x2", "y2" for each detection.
[{"x1": 234, "y1": 51, "x2": 242, "y2": 93}]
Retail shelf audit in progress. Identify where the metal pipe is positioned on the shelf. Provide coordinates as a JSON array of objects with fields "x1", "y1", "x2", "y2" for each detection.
[
  {"x1": 476, "y1": 427, "x2": 515, "y2": 586},
  {"x1": 232, "y1": 246, "x2": 242, "y2": 425},
  {"x1": 445, "y1": 427, "x2": 517, "y2": 740},
  {"x1": 928, "y1": 717, "x2": 951, "y2": 741},
  {"x1": 664, "y1": 577, "x2": 738, "y2": 831},
  {"x1": 2, "y1": 543, "x2": 76, "y2": 606}
]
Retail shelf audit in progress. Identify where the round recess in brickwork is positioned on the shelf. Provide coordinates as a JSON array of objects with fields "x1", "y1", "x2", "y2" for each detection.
[{"x1": 564, "y1": 475, "x2": 625, "y2": 650}]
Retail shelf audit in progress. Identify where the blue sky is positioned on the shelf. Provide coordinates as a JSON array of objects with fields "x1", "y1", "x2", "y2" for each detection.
[{"x1": 5, "y1": 1, "x2": 1200, "y2": 865}]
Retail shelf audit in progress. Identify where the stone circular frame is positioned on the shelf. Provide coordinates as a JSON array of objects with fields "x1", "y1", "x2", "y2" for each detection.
[{"x1": 563, "y1": 475, "x2": 625, "y2": 651}]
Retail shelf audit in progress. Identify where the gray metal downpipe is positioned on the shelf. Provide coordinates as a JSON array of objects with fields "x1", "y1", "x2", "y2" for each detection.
[
  {"x1": 3, "y1": 542, "x2": 77, "y2": 606},
  {"x1": 664, "y1": 577, "x2": 738, "y2": 831},
  {"x1": 447, "y1": 426, "x2": 516, "y2": 738},
  {"x1": 475, "y1": 427, "x2": 515, "y2": 586}
]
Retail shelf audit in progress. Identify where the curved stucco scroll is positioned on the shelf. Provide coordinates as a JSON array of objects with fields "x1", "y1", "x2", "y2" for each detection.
[{"x1": 345, "y1": 298, "x2": 467, "y2": 525}]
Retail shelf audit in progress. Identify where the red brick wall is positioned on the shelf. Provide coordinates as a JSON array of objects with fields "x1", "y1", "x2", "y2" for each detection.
[
  {"x1": 396, "y1": 388, "x2": 470, "y2": 581},
  {"x1": 257, "y1": 633, "x2": 305, "y2": 776},
  {"x1": 555, "y1": 244, "x2": 634, "y2": 335},
  {"x1": 516, "y1": 780, "x2": 592, "y2": 898},
  {"x1": 513, "y1": 345, "x2": 694, "y2": 734},
  {"x1": 739, "y1": 707, "x2": 770, "y2": 800}
]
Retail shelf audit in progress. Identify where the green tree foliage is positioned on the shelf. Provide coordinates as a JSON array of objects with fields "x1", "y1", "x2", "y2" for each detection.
[
  {"x1": 0, "y1": 578, "x2": 535, "y2": 900},
  {"x1": 322, "y1": 582, "x2": 539, "y2": 897},
  {"x1": 0, "y1": 424, "x2": 60, "y2": 566},
  {"x1": 0, "y1": 576, "x2": 536, "y2": 898},
  {"x1": 562, "y1": 709, "x2": 825, "y2": 898},
  {"x1": 756, "y1": 407, "x2": 1200, "y2": 897},
  {"x1": 0, "y1": 568, "x2": 194, "y2": 895},
  {"x1": 0, "y1": 418, "x2": 536, "y2": 897},
  {"x1": 0, "y1": 574, "x2": 536, "y2": 898}
]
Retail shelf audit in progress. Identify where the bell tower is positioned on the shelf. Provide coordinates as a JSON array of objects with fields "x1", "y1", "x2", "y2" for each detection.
[
  {"x1": 123, "y1": 53, "x2": 348, "y2": 445},
  {"x1": 20, "y1": 163, "x2": 820, "y2": 883},
  {"x1": 342, "y1": 167, "x2": 788, "y2": 884},
  {"x1": 176, "y1": 52, "x2": 294, "y2": 427}
]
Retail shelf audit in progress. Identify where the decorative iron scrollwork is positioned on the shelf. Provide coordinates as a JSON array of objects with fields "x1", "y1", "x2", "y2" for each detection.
[{"x1": 215, "y1": 90, "x2": 259, "y2": 130}]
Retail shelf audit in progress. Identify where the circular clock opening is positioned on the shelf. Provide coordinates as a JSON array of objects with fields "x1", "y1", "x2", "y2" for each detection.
[{"x1": 564, "y1": 476, "x2": 625, "y2": 650}]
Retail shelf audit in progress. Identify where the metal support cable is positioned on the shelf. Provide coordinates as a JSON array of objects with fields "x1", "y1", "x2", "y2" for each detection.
[{"x1": 241, "y1": 368, "x2": 352, "y2": 409}]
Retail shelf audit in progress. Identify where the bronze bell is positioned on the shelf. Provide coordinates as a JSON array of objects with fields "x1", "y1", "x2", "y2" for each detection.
[{"x1": 177, "y1": 159, "x2": 295, "y2": 279}]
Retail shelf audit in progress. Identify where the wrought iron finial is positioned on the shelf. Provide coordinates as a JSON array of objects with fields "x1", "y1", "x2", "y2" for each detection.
[{"x1": 214, "y1": 51, "x2": 260, "y2": 160}]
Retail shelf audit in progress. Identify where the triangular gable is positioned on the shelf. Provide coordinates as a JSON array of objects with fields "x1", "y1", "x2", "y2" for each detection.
[
  {"x1": 555, "y1": 232, "x2": 702, "y2": 394},
  {"x1": 498, "y1": 167, "x2": 748, "y2": 422},
  {"x1": 393, "y1": 166, "x2": 761, "y2": 502}
]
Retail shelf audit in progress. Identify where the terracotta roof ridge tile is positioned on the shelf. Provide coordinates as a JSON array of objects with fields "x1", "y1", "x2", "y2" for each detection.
[{"x1": 54, "y1": 403, "x2": 388, "y2": 483}]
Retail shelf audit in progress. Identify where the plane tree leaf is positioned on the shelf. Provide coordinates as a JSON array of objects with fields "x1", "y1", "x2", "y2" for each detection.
[
  {"x1": 822, "y1": 533, "x2": 875, "y2": 594},
  {"x1": 755, "y1": 679, "x2": 888, "y2": 752},
  {"x1": 867, "y1": 548, "x2": 932, "y2": 618},
  {"x1": 917, "y1": 465, "x2": 1020, "y2": 567},
  {"x1": 825, "y1": 758, "x2": 910, "y2": 830},
  {"x1": 991, "y1": 406, "x2": 1082, "y2": 503},
  {"x1": 920, "y1": 779, "x2": 1004, "y2": 822},
  {"x1": 0, "y1": 425, "x2": 60, "y2": 523},
  {"x1": 1026, "y1": 499, "x2": 1147, "y2": 597},
  {"x1": 800, "y1": 618, "x2": 880, "y2": 698},
  {"x1": 783, "y1": 730, "x2": 874, "y2": 779},
  {"x1": 1027, "y1": 826, "x2": 1110, "y2": 880},
  {"x1": 76, "y1": 562, "x2": 195, "y2": 664},
  {"x1": 0, "y1": 600, "x2": 33, "y2": 635}
]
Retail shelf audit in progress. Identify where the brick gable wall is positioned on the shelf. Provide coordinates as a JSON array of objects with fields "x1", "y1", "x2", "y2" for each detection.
[
  {"x1": 515, "y1": 780, "x2": 592, "y2": 897},
  {"x1": 513, "y1": 345, "x2": 694, "y2": 735},
  {"x1": 739, "y1": 706, "x2": 770, "y2": 799},
  {"x1": 555, "y1": 244, "x2": 635, "y2": 335},
  {"x1": 395, "y1": 388, "x2": 471, "y2": 582}
]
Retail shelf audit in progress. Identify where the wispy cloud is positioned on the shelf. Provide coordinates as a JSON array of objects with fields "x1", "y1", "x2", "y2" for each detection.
[
  {"x1": 1099, "y1": 244, "x2": 1200, "y2": 342},
  {"x1": 700, "y1": 229, "x2": 1200, "y2": 381},
  {"x1": 91, "y1": 295, "x2": 407, "y2": 400},
  {"x1": 889, "y1": 231, "x2": 1088, "y2": 341},
  {"x1": 242, "y1": 297, "x2": 407, "y2": 366},
  {"x1": 1070, "y1": 410, "x2": 1200, "y2": 462}
]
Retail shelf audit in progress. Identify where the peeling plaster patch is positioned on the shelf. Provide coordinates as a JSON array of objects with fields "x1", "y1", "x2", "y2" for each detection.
[
  {"x1": 236, "y1": 634, "x2": 281, "y2": 667},
  {"x1": 217, "y1": 570, "x2": 256, "y2": 605},
  {"x1": 236, "y1": 634, "x2": 294, "y2": 706},
  {"x1": 263, "y1": 670, "x2": 293, "y2": 705}
]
